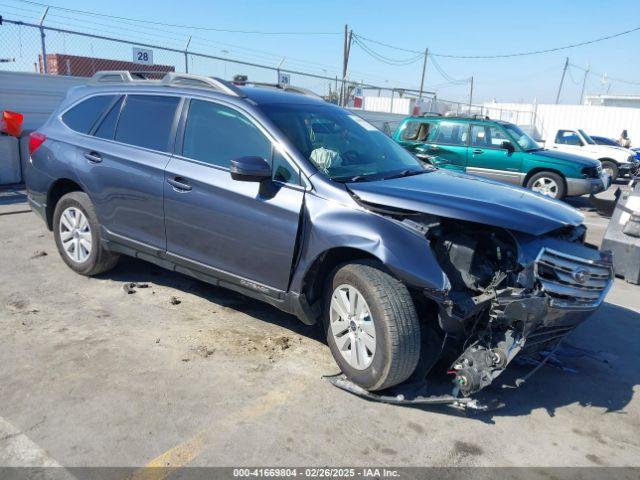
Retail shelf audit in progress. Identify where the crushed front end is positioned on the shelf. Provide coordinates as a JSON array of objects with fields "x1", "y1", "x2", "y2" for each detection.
[{"x1": 425, "y1": 219, "x2": 614, "y2": 397}]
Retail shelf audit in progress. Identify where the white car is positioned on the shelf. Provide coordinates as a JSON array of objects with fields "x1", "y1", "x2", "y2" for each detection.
[{"x1": 549, "y1": 128, "x2": 637, "y2": 181}]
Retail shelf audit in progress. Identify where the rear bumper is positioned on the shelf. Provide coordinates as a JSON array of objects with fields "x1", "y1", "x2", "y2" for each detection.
[{"x1": 566, "y1": 174, "x2": 610, "y2": 197}]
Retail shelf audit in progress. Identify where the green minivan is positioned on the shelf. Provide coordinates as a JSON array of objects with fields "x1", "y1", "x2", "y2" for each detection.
[{"x1": 393, "y1": 115, "x2": 610, "y2": 199}]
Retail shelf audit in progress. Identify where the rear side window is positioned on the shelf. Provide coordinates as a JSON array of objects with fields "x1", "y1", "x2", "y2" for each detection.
[
  {"x1": 115, "y1": 95, "x2": 180, "y2": 152},
  {"x1": 62, "y1": 95, "x2": 115, "y2": 134},
  {"x1": 182, "y1": 99, "x2": 271, "y2": 168},
  {"x1": 94, "y1": 96, "x2": 124, "y2": 140},
  {"x1": 399, "y1": 121, "x2": 433, "y2": 142},
  {"x1": 429, "y1": 121, "x2": 468, "y2": 146}
]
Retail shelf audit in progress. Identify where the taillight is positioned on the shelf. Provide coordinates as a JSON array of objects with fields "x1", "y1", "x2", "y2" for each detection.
[{"x1": 29, "y1": 132, "x2": 47, "y2": 154}]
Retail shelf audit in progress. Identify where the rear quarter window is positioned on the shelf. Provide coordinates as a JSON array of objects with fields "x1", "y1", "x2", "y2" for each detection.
[{"x1": 61, "y1": 95, "x2": 115, "y2": 134}]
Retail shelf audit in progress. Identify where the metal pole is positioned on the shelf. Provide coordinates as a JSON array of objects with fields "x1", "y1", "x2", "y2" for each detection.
[
  {"x1": 39, "y1": 7, "x2": 49, "y2": 74},
  {"x1": 340, "y1": 25, "x2": 352, "y2": 107},
  {"x1": 579, "y1": 64, "x2": 590, "y2": 104},
  {"x1": 418, "y1": 48, "x2": 429, "y2": 100},
  {"x1": 184, "y1": 36, "x2": 192, "y2": 73},
  {"x1": 276, "y1": 58, "x2": 285, "y2": 85},
  {"x1": 468, "y1": 76, "x2": 474, "y2": 113},
  {"x1": 555, "y1": 57, "x2": 569, "y2": 104}
]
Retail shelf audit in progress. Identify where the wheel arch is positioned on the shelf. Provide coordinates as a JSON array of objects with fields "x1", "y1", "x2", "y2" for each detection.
[
  {"x1": 46, "y1": 178, "x2": 85, "y2": 230},
  {"x1": 598, "y1": 157, "x2": 619, "y2": 166}
]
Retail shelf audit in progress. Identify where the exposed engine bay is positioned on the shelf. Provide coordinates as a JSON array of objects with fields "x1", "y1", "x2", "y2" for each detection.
[{"x1": 339, "y1": 200, "x2": 613, "y2": 406}]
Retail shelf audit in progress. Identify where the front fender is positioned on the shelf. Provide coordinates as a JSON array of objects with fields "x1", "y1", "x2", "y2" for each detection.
[{"x1": 290, "y1": 192, "x2": 449, "y2": 294}]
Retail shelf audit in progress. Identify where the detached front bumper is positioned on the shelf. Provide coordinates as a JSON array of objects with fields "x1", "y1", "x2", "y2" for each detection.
[
  {"x1": 566, "y1": 173, "x2": 611, "y2": 197},
  {"x1": 619, "y1": 162, "x2": 640, "y2": 177}
]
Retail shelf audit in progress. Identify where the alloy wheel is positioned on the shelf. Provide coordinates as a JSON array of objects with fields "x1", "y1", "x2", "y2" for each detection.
[
  {"x1": 531, "y1": 177, "x2": 559, "y2": 198},
  {"x1": 329, "y1": 284, "x2": 376, "y2": 370},
  {"x1": 59, "y1": 207, "x2": 92, "y2": 263}
]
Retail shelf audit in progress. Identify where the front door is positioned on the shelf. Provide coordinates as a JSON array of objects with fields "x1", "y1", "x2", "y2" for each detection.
[
  {"x1": 163, "y1": 99, "x2": 304, "y2": 292},
  {"x1": 465, "y1": 124, "x2": 523, "y2": 184},
  {"x1": 418, "y1": 120, "x2": 468, "y2": 172}
]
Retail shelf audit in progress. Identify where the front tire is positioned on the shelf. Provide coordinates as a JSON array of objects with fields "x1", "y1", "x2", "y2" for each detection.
[
  {"x1": 53, "y1": 191, "x2": 119, "y2": 276},
  {"x1": 526, "y1": 171, "x2": 566, "y2": 199},
  {"x1": 324, "y1": 261, "x2": 420, "y2": 391}
]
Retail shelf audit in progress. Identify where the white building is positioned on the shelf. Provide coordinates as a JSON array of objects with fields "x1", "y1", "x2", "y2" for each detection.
[{"x1": 584, "y1": 94, "x2": 640, "y2": 109}]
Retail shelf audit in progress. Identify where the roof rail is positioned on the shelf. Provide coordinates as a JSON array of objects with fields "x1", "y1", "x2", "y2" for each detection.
[
  {"x1": 160, "y1": 73, "x2": 246, "y2": 97},
  {"x1": 243, "y1": 81, "x2": 323, "y2": 99},
  {"x1": 88, "y1": 70, "x2": 246, "y2": 97},
  {"x1": 89, "y1": 71, "x2": 136, "y2": 84}
]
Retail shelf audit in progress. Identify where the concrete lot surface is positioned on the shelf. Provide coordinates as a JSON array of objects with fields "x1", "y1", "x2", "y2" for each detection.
[{"x1": 1, "y1": 184, "x2": 639, "y2": 469}]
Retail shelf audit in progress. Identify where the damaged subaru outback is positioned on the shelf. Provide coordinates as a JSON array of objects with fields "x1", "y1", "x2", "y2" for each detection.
[{"x1": 25, "y1": 72, "x2": 613, "y2": 406}]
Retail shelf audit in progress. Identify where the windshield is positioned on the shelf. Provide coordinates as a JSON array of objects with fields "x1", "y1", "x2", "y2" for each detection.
[
  {"x1": 579, "y1": 129, "x2": 596, "y2": 145},
  {"x1": 503, "y1": 123, "x2": 541, "y2": 151},
  {"x1": 260, "y1": 103, "x2": 430, "y2": 182}
]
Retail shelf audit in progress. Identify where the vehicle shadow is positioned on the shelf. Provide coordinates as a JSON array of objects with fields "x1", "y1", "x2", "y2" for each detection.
[
  {"x1": 99, "y1": 258, "x2": 639, "y2": 421},
  {"x1": 97, "y1": 255, "x2": 325, "y2": 343}
]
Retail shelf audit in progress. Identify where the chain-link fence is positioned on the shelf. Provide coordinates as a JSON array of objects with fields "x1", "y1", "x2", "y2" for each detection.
[{"x1": 0, "y1": 16, "x2": 432, "y2": 104}]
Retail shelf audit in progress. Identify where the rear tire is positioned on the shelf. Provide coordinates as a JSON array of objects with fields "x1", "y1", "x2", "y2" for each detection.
[
  {"x1": 526, "y1": 171, "x2": 566, "y2": 199},
  {"x1": 323, "y1": 260, "x2": 420, "y2": 391},
  {"x1": 53, "y1": 191, "x2": 119, "y2": 276},
  {"x1": 600, "y1": 160, "x2": 618, "y2": 182}
]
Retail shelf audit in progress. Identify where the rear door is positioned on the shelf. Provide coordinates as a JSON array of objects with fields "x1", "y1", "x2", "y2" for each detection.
[
  {"x1": 419, "y1": 120, "x2": 469, "y2": 171},
  {"x1": 465, "y1": 124, "x2": 523, "y2": 184},
  {"x1": 75, "y1": 94, "x2": 182, "y2": 250},
  {"x1": 163, "y1": 98, "x2": 305, "y2": 292}
]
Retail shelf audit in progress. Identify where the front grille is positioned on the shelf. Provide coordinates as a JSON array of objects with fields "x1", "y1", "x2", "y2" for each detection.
[{"x1": 534, "y1": 248, "x2": 613, "y2": 308}]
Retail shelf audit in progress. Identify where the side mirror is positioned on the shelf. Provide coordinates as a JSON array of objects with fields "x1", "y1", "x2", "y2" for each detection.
[
  {"x1": 230, "y1": 156, "x2": 271, "y2": 182},
  {"x1": 501, "y1": 141, "x2": 515, "y2": 152}
]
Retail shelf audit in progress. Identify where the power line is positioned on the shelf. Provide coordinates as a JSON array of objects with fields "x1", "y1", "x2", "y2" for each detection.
[
  {"x1": 569, "y1": 62, "x2": 640, "y2": 86},
  {"x1": 352, "y1": 35, "x2": 423, "y2": 66},
  {"x1": 12, "y1": 0, "x2": 341, "y2": 35},
  {"x1": 355, "y1": 25, "x2": 640, "y2": 59}
]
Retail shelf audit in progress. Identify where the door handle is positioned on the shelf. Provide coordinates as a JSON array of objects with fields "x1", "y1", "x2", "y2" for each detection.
[
  {"x1": 167, "y1": 177, "x2": 192, "y2": 192},
  {"x1": 84, "y1": 151, "x2": 102, "y2": 163},
  {"x1": 472, "y1": 149, "x2": 484, "y2": 154}
]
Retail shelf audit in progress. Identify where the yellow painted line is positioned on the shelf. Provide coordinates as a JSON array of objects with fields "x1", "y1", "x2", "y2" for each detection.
[{"x1": 127, "y1": 383, "x2": 300, "y2": 480}]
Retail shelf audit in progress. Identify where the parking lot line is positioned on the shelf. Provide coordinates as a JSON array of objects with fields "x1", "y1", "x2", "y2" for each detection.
[
  {"x1": 129, "y1": 383, "x2": 302, "y2": 479},
  {"x1": 0, "y1": 416, "x2": 74, "y2": 476}
]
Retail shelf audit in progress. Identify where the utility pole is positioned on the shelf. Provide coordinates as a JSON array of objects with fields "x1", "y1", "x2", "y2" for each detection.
[
  {"x1": 555, "y1": 57, "x2": 569, "y2": 104},
  {"x1": 579, "y1": 64, "x2": 590, "y2": 104},
  {"x1": 418, "y1": 48, "x2": 429, "y2": 100},
  {"x1": 340, "y1": 25, "x2": 353, "y2": 107},
  {"x1": 39, "y1": 6, "x2": 49, "y2": 74},
  {"x1": 184, "y1": 36, "x2": 192, "y2": 73},
  {"x1": 468, "y1": 76, "x2": 474, "y2": 113}
]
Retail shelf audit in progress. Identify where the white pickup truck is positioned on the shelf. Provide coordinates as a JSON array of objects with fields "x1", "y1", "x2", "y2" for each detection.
[{"x1": 548, "y1": 128, "x2": 638, "y2": 181}]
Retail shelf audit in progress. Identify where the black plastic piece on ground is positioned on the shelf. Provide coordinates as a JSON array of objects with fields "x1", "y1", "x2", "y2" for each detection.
[{"x1": 323, "y1": 373, "x2": 503, "y2": 412}]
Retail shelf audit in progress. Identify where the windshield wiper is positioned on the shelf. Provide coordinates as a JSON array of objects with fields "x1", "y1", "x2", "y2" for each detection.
[{"x1": 382, "y1": 169, "x2": 430, "y2": 180}]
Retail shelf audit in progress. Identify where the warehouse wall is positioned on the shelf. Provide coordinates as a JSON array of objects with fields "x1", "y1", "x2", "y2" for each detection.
[
  {"x1": 0, "y1": 71, "x2": 85, "y2": 131},
  {"x1": 484, "y1": 101, "x2": 640, "y2": 145}
]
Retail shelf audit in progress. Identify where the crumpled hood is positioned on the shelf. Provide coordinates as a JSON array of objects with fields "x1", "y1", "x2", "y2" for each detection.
[
  {"x1": 532, "y1": 149, "x2": 600, "y2": 167},
  {"x1": 348, "y1": 169, "x2": 584, "y2": 236}
]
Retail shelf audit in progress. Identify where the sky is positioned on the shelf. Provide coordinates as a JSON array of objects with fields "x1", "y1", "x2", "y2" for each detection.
[{"x1": 2, "y1": 0, "x2": 640, "y2": 104}]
